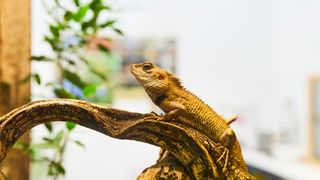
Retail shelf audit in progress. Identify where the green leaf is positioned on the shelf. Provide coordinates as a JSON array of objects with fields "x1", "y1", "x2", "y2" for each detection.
[
  {"x1": 102, "y1": 5, "x2": 111, "y2": 11},
  {"x1": 73, "y1": 0, "x2": 80, "y2": 6},
  {"x1": 50, "y1": 25, "x2": 60, "y2": 37},
  {"x1": 83, "y1": 84, "x2": 97, "y2": 97},
  {"x1": 81, "y1": 22, "x2": 90, "y2": 32},
  {"x1": 55, "y1": 163, "x2": 66, "y2": 175},
  {"x1": 46, "y1": 82, "x2": 58, "y2": 87},
  {"x1": 66, "y1": 122, "x2": 76, "y2": 131},
  {"x1": 88, "y1": 67, "x2": 107, "y2": 80},
  {"x1": 44, "y1": 36, "x2": 59, "y2": 50},
  {"x1": 99, "y1": 20, "x2": 116, "y2": 28},
  {"x1": 89, "y1": 0, "x2": 102, "y2": 11},
  {"x1": 81, "y1": 0, "x2": 110, "y2": 32},
  {"x1": 30, "y1": 142, "x2": 57, "y2": 150},
  {"x1": 81, "y1": 17, "x2": 97, "y2": 32},
  {"x1": 19, "y1": 73, "x2": 42, "y2": 85},
  {"x1": 89, "y1": 0, "x2": 110, "y2": 11},
  {"x1": 48, "y1": 162, "x2": 65, "y2": 176},
  {"x1": 97, "y1": 44, "x2": 110, "y2": 53},
  {"x1": 53, "y1": 130, "x2": 64, "y2": 145},
  {"x1": 32, "y1": 73, "x2": 41, "y2": 85},
  {"x1": 79, "y1": 38, "x2": 87, "y2": 46},
  {"x1": 14, "y1": 142, "x2": 36, "y2": 157},
  {"x1": 72, "y1": 4, "x2": 90, "y2": 22},
  {"x1": 64, "y1": 11, "x2": 73, "y2": 21},
  {"x1": 44, "y1": 36, "x2": 53, "y2": 45},
  {"x1": 63, "y1": 70, "x2": 87, "y2": 88},
  {"x1": 43, "y1": 137, "x2": 54, "y2": 143},
  {"x1": 73, "y1": 140, "x2": 85, "y2": 149},
  {"x1": 30, "y1": 56, "x2": 53, "y2": 62},
  {"x1": 78, "y1": 56, "x2": 89, "y2": 64},
  {"x1": 48, "y1": 165, "x2": 57, "y2": 176},
  {"x1": 113, "y1": 28, "x2": 124, "y2": 36},
  {"x1": 54, "y1": 87, "x2": 76, "y2": 99},
  {"x1": 44, "y1": 123, "x2": 53, "y2": 132},
  {"x1": 63, "y1": 58, "x2": 76, "y2": 65}
]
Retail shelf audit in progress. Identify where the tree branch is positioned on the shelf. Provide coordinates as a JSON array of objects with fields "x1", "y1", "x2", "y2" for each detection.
[{"x1": 0, "y1": 99, "x2": 253, "y2": 179}]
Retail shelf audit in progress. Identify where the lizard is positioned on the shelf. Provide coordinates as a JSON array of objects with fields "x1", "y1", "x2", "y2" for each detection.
[{"x1": 131, "y1": 61, "x2": 254, "y2": 179}]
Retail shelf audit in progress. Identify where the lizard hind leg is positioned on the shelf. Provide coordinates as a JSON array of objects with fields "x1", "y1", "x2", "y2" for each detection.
[
  {"x1": 220, "y1": 128, "x2": 236, "y2": 148},
  {"x1": 157, "y1": 148, "x2": 169, "y2": 163},
  {"x1": 217, "y1": 128, "x2": 236, "y2": 172},
  {"x1": 217, "y1": 148, "x2": 229, "y2": 173}
]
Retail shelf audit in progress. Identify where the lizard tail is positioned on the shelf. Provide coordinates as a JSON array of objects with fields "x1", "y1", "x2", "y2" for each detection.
[{"x1": 226, "y1": 115, "x2": 238, "y2": 125}]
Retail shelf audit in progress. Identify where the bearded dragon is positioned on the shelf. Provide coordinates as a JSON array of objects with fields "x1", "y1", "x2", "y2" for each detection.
[{"x1": 131, "y1": 61, "x2": 253, "y2": 179}]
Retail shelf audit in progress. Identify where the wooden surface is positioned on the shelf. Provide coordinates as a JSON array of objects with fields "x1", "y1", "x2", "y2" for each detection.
[
  {"x1": 309, "y1": 76, "x2": 320, "y2": 162},
  {"x1": 0, "y1": 0, "x2": 31, "y2": 179},
  {"x1": 0, "y1": 99, "x2": 254, "y2": 179}
]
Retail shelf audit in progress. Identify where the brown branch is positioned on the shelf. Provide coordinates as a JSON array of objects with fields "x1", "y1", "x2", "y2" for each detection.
[
  {"x1": 137, "y1": 152, "x2": 192, "y2": 180},
  {"x1": 0, "y1": 99, "x2": 252, "y2": 179}
]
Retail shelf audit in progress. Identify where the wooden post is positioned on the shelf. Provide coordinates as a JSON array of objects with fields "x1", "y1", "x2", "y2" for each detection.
[{"x1": 0, "y1": 0, "x2": 31, "y2": 179}]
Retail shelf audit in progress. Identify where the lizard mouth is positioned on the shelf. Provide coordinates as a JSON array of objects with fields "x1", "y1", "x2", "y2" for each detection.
[
  {"x1": 130, "y1": 64, "x2": 141, "y2": 78},
  {"x1": 130, "y1": 63, "x2": 146, "y2": 84}
]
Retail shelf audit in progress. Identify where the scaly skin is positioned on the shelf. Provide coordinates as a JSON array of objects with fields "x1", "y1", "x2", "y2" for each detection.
[{"x1": 131, "y1": 61, "x2": 254, "y2": 179}]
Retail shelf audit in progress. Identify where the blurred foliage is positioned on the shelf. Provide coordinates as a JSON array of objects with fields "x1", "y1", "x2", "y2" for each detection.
[{"x1": 14, "y1": 0, "x2": 123, "y2": 179}]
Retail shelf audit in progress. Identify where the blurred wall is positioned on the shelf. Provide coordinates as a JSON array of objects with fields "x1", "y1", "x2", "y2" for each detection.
[
  {"x1": 112, "y1": 0, "x2": 320, "y2": 152},
  {"x1": 32, "y1": 0, "x2": 320, "y2": 179}
]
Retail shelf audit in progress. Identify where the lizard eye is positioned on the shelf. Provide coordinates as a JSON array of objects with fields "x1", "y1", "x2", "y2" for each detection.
[{"x1": 143, "y1": 64, "x2": 152, "y2": 71}]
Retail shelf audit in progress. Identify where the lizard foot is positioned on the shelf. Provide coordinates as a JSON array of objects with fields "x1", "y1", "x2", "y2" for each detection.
[
  {"x1": 144, "y1": 112, "x2": 166, "y2": 121},
  {"x1": 217, "y1": 147, "x2": 229, "y2": 173},
  {"x1": 157, "y1": 148, "x2": 169, "y2": 163},
  {"x1": 150, "y1": 111, "x2": 160, "y2": 116}
]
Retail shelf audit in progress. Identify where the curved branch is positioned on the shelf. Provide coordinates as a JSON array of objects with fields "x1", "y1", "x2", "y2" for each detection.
[
  {"x1": 0, "y1": 99, "x2": 254, "y2": 179},
  {"x1": 137, "y1": 152, "x2": 192, "y2": 180}
]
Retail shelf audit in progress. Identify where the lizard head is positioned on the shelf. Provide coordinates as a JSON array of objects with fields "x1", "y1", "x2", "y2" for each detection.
[{"x1": 131, "y1": 61, "x2": 171, "y2": 96}]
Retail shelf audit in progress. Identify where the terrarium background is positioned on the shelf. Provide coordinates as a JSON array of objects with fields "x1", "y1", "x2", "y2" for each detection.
[{"x1": 4, "y1": 0, "x2": 320, "y2": 179}]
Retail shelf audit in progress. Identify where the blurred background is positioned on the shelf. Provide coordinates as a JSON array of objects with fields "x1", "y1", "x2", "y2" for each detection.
[{"x1": 1, "y1": 0, "x2": 320, "y2": 179}]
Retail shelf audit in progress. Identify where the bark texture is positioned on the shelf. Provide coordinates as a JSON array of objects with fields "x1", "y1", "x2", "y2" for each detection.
[{"x1": 0, "y1": 99, "x2": 249, "y2": 179}]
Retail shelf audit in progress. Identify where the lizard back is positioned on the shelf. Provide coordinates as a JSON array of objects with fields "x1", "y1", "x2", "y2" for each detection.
[{"x1": 158, "y1": 83, "x2": 249, "y2": 173}]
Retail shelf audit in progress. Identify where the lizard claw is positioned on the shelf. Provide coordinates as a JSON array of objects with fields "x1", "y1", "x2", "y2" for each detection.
[
  {"x1": 217, "y1": 147, "x2": 229, "y2": 173},
  {"x1": 149, "y1": 111, "x2": 159, "y2": 116},
  {"x1": 146, "y1": 116, "x2": 167, "y2": 121},
  {"x1": 144, "y1": 111, "x2": 165, "y2": 121}
]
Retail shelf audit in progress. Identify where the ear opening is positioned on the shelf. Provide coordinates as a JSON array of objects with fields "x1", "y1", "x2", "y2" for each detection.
[{"x1": 158, "y1": 75, "x2": 164, "y2": 80}]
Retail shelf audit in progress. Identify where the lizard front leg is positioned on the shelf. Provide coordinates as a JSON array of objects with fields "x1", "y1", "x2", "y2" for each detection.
[
  {"x1": 161, "y1": 101, "x2": 186, "y2": 121},
  {"x1": 145, "y1": 101, "x2": 186, "y2": 121}
]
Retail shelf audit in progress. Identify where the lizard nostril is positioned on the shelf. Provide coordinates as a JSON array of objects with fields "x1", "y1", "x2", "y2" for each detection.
[{"x1": 130, "y1": 64, "x2": 138, "y2": 73}]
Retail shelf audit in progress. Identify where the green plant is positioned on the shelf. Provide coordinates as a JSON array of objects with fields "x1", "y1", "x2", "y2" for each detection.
[{"x1": 14, "y1": 0, "x2": 122, "y2": 179}]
